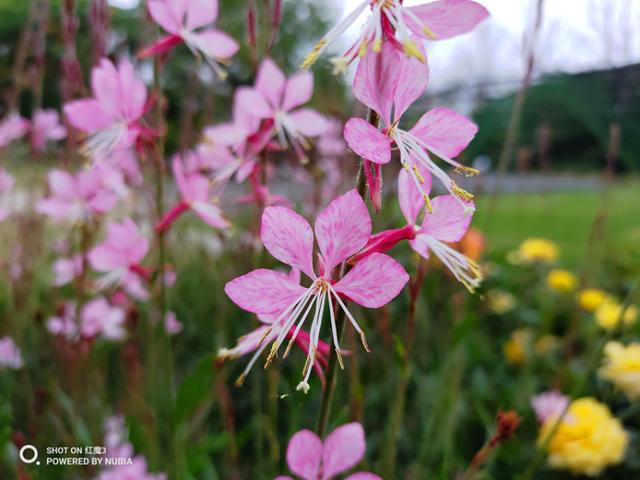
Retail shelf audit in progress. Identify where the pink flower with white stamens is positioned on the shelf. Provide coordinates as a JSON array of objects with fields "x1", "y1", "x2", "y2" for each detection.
[
  {"x1": 0, "y1": 336, "x2": 23, "y2": 370},
  {"x1": 53, "y1": 255, "x2": 83, "y2": 286},
  {"x1": 80, "y1": 297, "x2": 127, "y2": 340},
  {"x1": 531, "y1": 391, "x2": 571, "y2": 424},
  {"x1": 88, "y1": 218, "x2": 151, "y2": 300},
  {"x1": 225, "y1": 189, "x2": 409, "y2": 393},
  {"x1": 275, "y1": 422, "x2": 381, "y2": 480},
  {"x1": 344, "y1": 41, "x2": 478, "y2": 213},
  {"x1": 64, "y1": 58, "x2": 149, "y2": 160},
  {"x1": 0, "y1": 112, "x2": 29, "y2": 148},
  {"x1": 37, "y1": 169, "x2": 119, "y2": 222},
  {"x1": 30, "y1": 109, "x2": 67, "y2": 151},
  {"x1": 141, "y1": 0, "x2": 238, "y2": 78},
  {"x1": 301, "y1": 0, "x2": 488, "y2": 71},
  {"x1": 239, "y1": 58, "x2": 330, "y2": 162},
  {"x1": 155, "y1": 154, "x2": 229, "y2": 232},
  {"x1": 47, "y1": 302, "x2": 79, "y2": 340}
]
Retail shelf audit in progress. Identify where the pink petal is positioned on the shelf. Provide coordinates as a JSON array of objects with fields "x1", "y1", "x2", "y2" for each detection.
[
  {"x1": 256, "y1": 58, "x2": 286, "y2": 109},
  {"x1": 289, "y1": 109, "x2": 330, "y2": 137},
  {"x1": 321, "y1": 423, "x2": 366, "y2": 480},
  {"x1": 186, "y1": 0, "x2": 218, "y2": 30},
  {"x1": 406, "y1": 0, "x2": 489, "y2": 40},
  {"x1": 286, "y1": 430, "x2": 322, "y2": 480},
  {"x1": 419, "y1": 195, "x2": 473, "y2": 242},
  {"x1": 333, "y1": 253, "x2": 409, "y2": 308},
  {"x1": 235, "y1": 87, "x2": 273, "y2": 120},
  {"x1": 91, "y1": 59, "x2": 121, "y2": 118},
  {"x1": 192, "y1": 201, "x2": 229, "y2": 229},
  {"x1": 393, "y1": 44, "x2": 429, "y2": 121},
  {"x1": 64, "y1": 99, "x2": 113, "y2": 132},
  {"x1": 117, "y1": 60, "x2": 147, "y2": 122},
  {"x1": 314, "y1": 189, "x2": 371, "y2": 274},
  {"x1": 148, "y1": 0, "x2": 182, "y2": 33},
  {"x1": 189, "y1": 29, "x2": 239, "y2": 60},
  {"x1": 345, "y1": 474, "x2": 383, "y2": 480},
  {"x1": 410, "y1": 107, "x2": 477, "y2": 158},
  {"x1": 48, "y1": 170, "x2": 76, "y2": 197},
  {"x1": 343, "y1": 118, "x2": 391, "y2": 165},
  {"x1": 282, "y1": 71, "x2": 313, "y2": 111},
  {"x1": 172, "y1": 155, "x2": 190, "y2": 200},
  {"x1": 352, "y1": 41, "x2": 400, "y2": 125},
  {"x1": 224, "y1": 269, "x2": 306, "y2": 315},
  {"x1": 398, "y1": 162, "x2": 431, "y2": 225},
  {"x1": 261, "y1": 206, "x2": 316, "y2": 279}
]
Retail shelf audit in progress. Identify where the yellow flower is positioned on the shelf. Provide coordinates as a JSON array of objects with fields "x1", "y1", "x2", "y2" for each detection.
[
  {"x1": 515, "y1": 238, "x2": 559, "y2": 264},
  {"x1": 577, "y1": 288, "x2": 609, "y2": 312},
  {"x1": 503, "y1": 328, "x2": 531, "y2": 365},
  {"x1": 599, "y1": 341, "x2": 640, "y2": 401},
  {"x1": 595, "y1": 301, "x2": 638, "y2": 331},
  {"x1": 546, "y1": 269, "x2": 578, "y2": 292},
  {"x1": 538, "y1": 397, "x2": 628, "y2": 476},
  {"x1": 487, "y1": 289, "x2": 516, "y2": 314},
  {"x1": 535, "y1": 335, "x2": 560, "y2": 356}
]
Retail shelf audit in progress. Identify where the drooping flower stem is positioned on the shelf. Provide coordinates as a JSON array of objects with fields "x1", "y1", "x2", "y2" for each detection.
[{"x1": 315, "y1": 110, "x2": 378, "y2": 438}]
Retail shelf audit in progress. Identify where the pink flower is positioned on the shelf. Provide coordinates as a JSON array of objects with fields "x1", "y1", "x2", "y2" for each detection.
[
  {"x1": 0, "y1": 336, "x2": 23, "y2": 369},
  {"x1": 0, "y1": 168, "x2": 14, "y2": 222},
  {"x1": 80, "y1": 297, "x2": 127, "y2": 340},
  {"x1": 239, "y1": 58, "x2": 330, "y2": 161},
  {"x1": 30, "y1": 109, "x2": 66, "y2": 151},
  {"x1": 155, "y1": 154, "x2": 229, "y2": 232},
  {"x1": 141, "y1": 0, "x2": 238, "y2": 77},
  {"x1": 0, "y1": 112, "x2": 29, "y2": 148},
  {"x1": 344, "y1": 41, "x2": 478, "y2": 213},
  {"x1": 53, "y1": 255, "x2": 83, "y2": 286},
  {"x1": 97, "y1": 456, "x2": 166, "y2": 480},
  {"x1": 164, "y1": 311, "x2": 183, "y2": 335},
  {"x1": 219, "y1": 268, "x2": 331, "y2": 386},
  {"x1": 225, "y1": 189, "x2": 409, "y2": 393},
  {"x1": 107, "y1": 149, "x2": 144, "y2": 186},
  {"x1": 276, "y1": 423, "x2": 381, "y2": 480},
  {"x1": 64, "y1": 58, "x2": 148, "y2": 160},
  {"x1": 37, "y1": 169, "x2": 118, "y2": 222},
  {"x1": 531, "y1": 391, "x2": 571, "y2": 423},
  {"x1": 302, "y1": 0, "x2": 488, "y2": 70},
  {"x1": 88, "y1": 218, "x2": 150, "y2": 300},
  {"x1": 47, "y1": 302, "x2": 79, "y2": 340}
]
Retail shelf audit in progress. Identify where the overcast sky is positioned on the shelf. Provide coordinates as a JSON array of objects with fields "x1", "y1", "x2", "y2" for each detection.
[{"x1": 110, "y1": 0, "x2": 640, "y2": 92}]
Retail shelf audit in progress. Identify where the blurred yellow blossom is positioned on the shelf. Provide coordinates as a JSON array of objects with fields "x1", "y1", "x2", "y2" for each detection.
[
  {"x1": 577, "y1": 288, "x2": 609, "y2": 312},
  {"x1": 504, "y1": 328, "x2": 531, "y2": 365},
  {"x1": 538, "y1": 397, "x2": 628, "y2": 476},
  {"x1": 599, "y1": 341, "x2": 640, "y2": 401},
  {"x1": 595, "y1": 301, "x2": 638, "y2": 331},
  {"x1": 546, "y1": 269, "x2": 578, "y2": 292},
  {"x1": 487, "y1": 289, "x2": 516, "y2": 314},
  {"x1": 513, "y1": 238, "x2": 559, "y2": 264},
  {"x1": 535, "y1": 335, "x2": 560, "y2": 355}
]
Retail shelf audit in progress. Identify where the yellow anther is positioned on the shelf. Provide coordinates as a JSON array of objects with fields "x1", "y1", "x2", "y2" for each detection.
[
  {"x1": 403, "y1": 163, "x2": 410, "y2": 171},
  {"x1": 372, "y1": 39, "x2": 382, "y2": 53},
  {"x1": 264, "y1": 342, "x2": 279, "y2": 369},
  {"x1": 234, "y1": 373, "x2": 247, "y2": 387},
  {"x1": 451, "y1": 182, "x2": 475, "y2": 201},
  {"x1": 358, "y1": 41, "x2": 368, "y2": 58},
  {"x1": 283, "y1": 336, "x2": 296, "y2": 359},
  {"x1": 413, "y1": 165, "x2": 425, "y2": 183},
  {"x1": 455, "y1": 166, "x2": 480, "y2": 177},
  {"x1": 336, "y1": 348, "x2": 344, "y2": 370},
  {"x1": 256, "y1": 326, "x2": 273, "y2": 348},
  {"x1": 403, "y1": 40, "x2": 426, "y2": 63},
  {"x1": 360, "y1": 332, "x2": 371, "y2": 352},
  {"x1": 423, "y1": 193, "x2": 433, "y2": 213},
  {"x1": 301, "y1": 40, "x2": 327, "y2": 69},
  {"x1": 422, "y1": 25, "x2": 437, "y2": 39}
]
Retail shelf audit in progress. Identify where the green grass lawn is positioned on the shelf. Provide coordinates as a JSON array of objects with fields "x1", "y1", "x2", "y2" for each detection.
[{"x1": 476, "y1": 178, "x2": 640, "y2": 266}]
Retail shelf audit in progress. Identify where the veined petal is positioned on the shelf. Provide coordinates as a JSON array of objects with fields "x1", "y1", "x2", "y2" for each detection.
[
  {"x1": 393, "y1": 42, "x2": 429, "y2": 121},
  {"x1": 406, "y1": 0, "x2": 489, "y2": 40},
  {"x1": 334, "y1": 253, "x2": 409, "y2": 308},
  {"x1": 286, "y1": 430, "x2": 322, "y2": 480},
  {"x1": 352, "y1": 41, "x2": 400, "y2": 125},
  {"x1": 322, "y1": 423, "x2": 366, "y2": 480},
  {"x1": 235, "y1": 87, "x2": 273, "y2": 120},
  {"x1": 261, "y1": 206, "x2": 315, "y2": 278},
  {"x1": 91, "y1": 59, "x2": 121, "y2": 119},
  {"x1": 256, "y1": 58, "x2": 286, "y2": 109},
  {"x1": 224, "y1": 269, "x2": 306, "y2": 315},
  {"x1": 148, "y1": 0, "x2": 182, "y2": 34},
  {"x1": 117, "y1": 60, "x2": 147, "y2": 122},
  {"x1": 64, "y1": 99, "x2": 113, "y2": 132},
  {"x1": 282, "y1": 71, "x2": 313, "y2": 112},
  {"x1": 344, "y1": 118, "x2": 391, "y2": 165},
  {"x1": 315, "y1": 189, "x2": 371, "y2": 274},
  {"x1": 192, "y1": 201, "x2": 229, "y2": 229},
  {"x1": 186, "y1": 0, "x2": 218, "y2": 30},
  {"x1": 189, "y1": 29, "x2": 239, "y2": 60},
  {"x1": 410, "y1": 107, "x2": 477, "y2": 158},
  {"x1": 398, "y1": 162, "x2": 431, "y2": 225},
  {"x1": 419, "y1": 195, "x2": 473, "y2": 242}
]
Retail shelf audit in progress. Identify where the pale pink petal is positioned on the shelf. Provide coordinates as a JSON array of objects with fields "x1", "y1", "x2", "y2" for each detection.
[
  {"x1": 192, "y1": 201, "x2": 229, "y2": 229},
  {"x1": 117, "y1": 60, "x2": 147, "y2": 122},
  {"x1": 224, "y1": 269, "x2": 306, "y2": 315},
  {"x1": 321, "y1": 423, "x2": 366, "y2": 480},
  {"x1": 343, "y1": 118, "x2": 391, "y2": 165},
  {"x1": 289, "y1": 109, "x2": 331, "y2": 137},
  {"x1": 398, "y1": 162, "x2": 431, "y2": 225},
  {"x1": 419, "y1": 195, "x2": 473, "y2": 242},
  {"x1": 91, "y1": 58, "x2": 121, "y2": 118},
  {"x1": 315, "y1": 189, "x2": 371, "y2": 274},
  {"x1": 334, "y1": 253, "x2": 409, "y2": 308},
  {"x1": 406, "y1": 0, "x2": 489, "y2": 40},
  {"x1": 256, "y1": 58, "x2": 286, "y2": 109},
  {"x1": 345, "y1": 474, "x2": 383, "y2": 480},
  {"x1": 393, "y1": 44, "x2": 429, "y2": 121},
  {"x1": 189, "y1": 29, "x2": 239, "y2": 60},
  {"x1": 186, "y1": 0, "x2": 218, "y2": 30},
  {"x1": 171, "y1": 155, "x2": 190, "y2": 200},
  {"x1": 286, "y1": 430, "x2": 322, "y2": 480},
  {"x1": 48, "y1": 170, "x2": 76, "y2": 197},
  {"x1": 261, "y1": 206, "x2": 316, "y2": 279},
  {"x1": 148, "y1": 0, "x2": 182, "y2": 33},
  {"x1": 410, "y1": 107, "x2": 477, "y2": 158},
  {"x1": 235, "y1": 87, "x2": 273, "y2": 120},
  {"x1": 64, "y1": 99, "x2": 113, "y2": 132},
  {"x1": 282, "y1": 71, "x2": 313, "y2": 111},
  {"x1": 352, "y1": 41, "x2": 400, "y2": 125}
]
